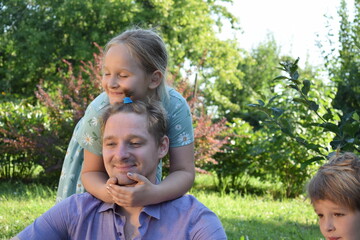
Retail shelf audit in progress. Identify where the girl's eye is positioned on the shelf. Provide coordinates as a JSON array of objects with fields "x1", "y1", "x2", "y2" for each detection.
[{"x1": 119, "y1": 74, "x2": 128, "y2": 78}]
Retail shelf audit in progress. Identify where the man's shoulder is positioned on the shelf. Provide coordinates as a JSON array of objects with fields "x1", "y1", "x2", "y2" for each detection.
[
  {"x1": 62, "y1": 193, "x2": 103, "y2": 213},
  {"x1": 165, "y1": 194, "x2": 206, "y2": 211},
  {"x1": 160, "y1": 195, "x2": 226, "y2": 238}
]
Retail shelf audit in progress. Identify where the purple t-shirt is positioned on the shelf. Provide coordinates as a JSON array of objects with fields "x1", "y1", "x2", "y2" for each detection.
[{"x1": 17, "y1": 193, "x2": 227, "y2": 240}]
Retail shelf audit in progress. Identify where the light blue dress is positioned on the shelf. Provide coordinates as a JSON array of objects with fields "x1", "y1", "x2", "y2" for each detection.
[{"x1": 56, "y1": 87, "x2": 194, "y2": 202}]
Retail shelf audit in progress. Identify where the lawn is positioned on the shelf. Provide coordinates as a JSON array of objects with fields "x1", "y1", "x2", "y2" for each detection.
[{"x1": 0, "y1": 175, "x2": 323, "y2": 240}]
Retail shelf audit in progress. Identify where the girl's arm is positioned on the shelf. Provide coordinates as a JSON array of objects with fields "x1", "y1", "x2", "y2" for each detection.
[
  {"x1": 81, "y1": 149, "x2": 114, "y2": 203},
  {"x1": 157, "y1": 143, "x2": 195, "y2": 201},
  {"x1": 107, "y1": 143, "x2": 195, "y2": 206}
]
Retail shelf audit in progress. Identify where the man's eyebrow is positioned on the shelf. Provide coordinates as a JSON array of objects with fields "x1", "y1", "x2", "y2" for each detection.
[
  {"x1": 103, "y1": 135, "x2": 115, "y2": 141},
  {"x1": 103, "y1": 134, "x2": 147, "y2": 140}
]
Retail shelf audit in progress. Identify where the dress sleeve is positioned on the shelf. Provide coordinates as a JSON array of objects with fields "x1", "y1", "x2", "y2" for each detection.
[
  {"x1": 75, "y1": 92, "x2": 110, "y2": 156},
  {"x1": 165, "y1": 88, "x2": 194, "y2": 148}
]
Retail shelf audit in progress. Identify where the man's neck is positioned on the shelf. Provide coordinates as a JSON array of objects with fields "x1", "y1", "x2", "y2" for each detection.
[{"x1": 117, "y1": 205, "x2": 143, "y2": 240}]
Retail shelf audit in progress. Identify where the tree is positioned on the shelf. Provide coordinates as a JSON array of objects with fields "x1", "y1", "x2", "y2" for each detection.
[
  {"x1": 322, "y1": 0, "x2": 360, "y2": 114},
  {"x1": 0, "y1": 0, "x2": 241, "y2": 99},
  {"x1": 223, "y1": 34, "x2": 282, "y2": 127}
]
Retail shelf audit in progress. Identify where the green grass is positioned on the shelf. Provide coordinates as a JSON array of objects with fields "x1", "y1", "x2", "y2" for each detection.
[
  {"x1": 190, "y1": 174, "x2": 323, "y2": 240},
  {"x1": 0, "y1": 181, "x2": 56, "y2": 239},
  {"x1": 1, "y1": 175, "x2": 324, "y2": 240}
]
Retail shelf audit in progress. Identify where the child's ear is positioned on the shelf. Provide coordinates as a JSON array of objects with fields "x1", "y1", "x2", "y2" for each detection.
[
  {"x1": 149, "y1": 70, "x2": 162, "y2": 90},
  {"x1": 158, "y1": 136, "x2": 169, "y2": 159}
]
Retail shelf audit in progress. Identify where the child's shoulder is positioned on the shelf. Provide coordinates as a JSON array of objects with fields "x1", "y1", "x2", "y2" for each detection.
[
  {"x1": 167, "y1": 87, "x2": 186, "y2": 102},
  {"x1": 85, "y1": 92, "x2": 110, "y2": 116}
]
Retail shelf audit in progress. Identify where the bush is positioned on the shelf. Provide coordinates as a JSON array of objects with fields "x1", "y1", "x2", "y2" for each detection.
[
  {"x1": 0, "y1": 46, "x2": 103, "y2": 181},
  {"x1": 0, "y1": 101, "x2": 68, "y2": 179},
  {"x1": 248, "y1": 58, "x2": 359, "y2": 197}
]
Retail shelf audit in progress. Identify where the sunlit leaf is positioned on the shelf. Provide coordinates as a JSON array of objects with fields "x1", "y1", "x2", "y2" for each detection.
[
  {"x1": 271, "y1": 107, "x2": 284, "y2": 118},
  {"x1": 353, "y1": 112, "x2": 360, "y2": 121},
  {"x1": 248, "y1": 103, "x2": 260, "y2": 108},
  {"x1": 257, "y1": 99, "x2": 265, "y2": 107}
]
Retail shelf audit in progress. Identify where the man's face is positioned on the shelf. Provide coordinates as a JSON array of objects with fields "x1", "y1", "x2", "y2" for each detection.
[
  {"x1": 313, "y1": 199, "x2": 360, "y2": 240},
  {"x1": 102, "y1": 112, "x2": 168, "y2": 185}
]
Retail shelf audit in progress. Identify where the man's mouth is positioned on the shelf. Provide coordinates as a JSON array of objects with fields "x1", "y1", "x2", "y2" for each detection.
[{"x1": 113, "y1": 164, "x2": 136, "y2": 172}]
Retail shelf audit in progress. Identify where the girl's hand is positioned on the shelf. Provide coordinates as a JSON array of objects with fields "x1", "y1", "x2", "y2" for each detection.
[{"x1": 106, "y1": 173, "x2": 158, "y2": 207}]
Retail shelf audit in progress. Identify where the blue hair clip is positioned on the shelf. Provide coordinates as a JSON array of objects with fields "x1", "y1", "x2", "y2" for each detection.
[{"x1": 123, "y1": 97, "x2": 133, "y2": 104}]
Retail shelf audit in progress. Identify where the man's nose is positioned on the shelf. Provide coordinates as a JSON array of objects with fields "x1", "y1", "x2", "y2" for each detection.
[{"x1": 116, "y1": 144, "x2": 130, "y2": 160}]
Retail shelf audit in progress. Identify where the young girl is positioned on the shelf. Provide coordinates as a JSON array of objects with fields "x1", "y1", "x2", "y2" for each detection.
[
  {"x1": 307, "y1": 152, "x2": 360, "y2": 240},
  {"x1": 56, "y1": 28, "x2": 195, "y2": 206}
]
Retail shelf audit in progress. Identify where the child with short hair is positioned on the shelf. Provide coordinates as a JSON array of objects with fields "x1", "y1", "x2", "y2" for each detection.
[{"x1": 307, "y1": 152, "x2": 360, "y2": 240}]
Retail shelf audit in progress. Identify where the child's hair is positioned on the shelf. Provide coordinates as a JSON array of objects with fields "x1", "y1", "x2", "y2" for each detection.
[
  {"x1": 103, "y1": 28, "x2": 169, "y2": 102},
  {"x1": 307, "y1": 152, "x2": 360, "y2": 211},
  {"x1": 101, "y1": 99, "x2": 167, "y2": 146}
]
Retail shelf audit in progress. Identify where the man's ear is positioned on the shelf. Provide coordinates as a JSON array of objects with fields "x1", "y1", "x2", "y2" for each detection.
[
  {"x1": 149, "y1": 70, "x2": 162, "y2": 90},
  {"x1": 158, "y1": 136, "x2": 169, "y2": 159}
]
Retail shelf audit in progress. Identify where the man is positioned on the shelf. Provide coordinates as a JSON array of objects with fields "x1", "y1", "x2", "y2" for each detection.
[{"x1": 13, "y1": 100, "x2": 227, "y2": 240}]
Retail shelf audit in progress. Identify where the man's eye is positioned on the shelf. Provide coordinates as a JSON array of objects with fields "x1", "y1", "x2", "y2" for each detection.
[
  {"x1": 105, "y1": 142, "x2": 116, "y2": 146},
  {"x1": 334, "y1": 213, "x2": 345, "y2": 217},
  {"x1": 130, "y1": 142, "x2": 141, "y2": 147},
  {"x1": 317, "y1": 213, "x2": 323, "y2": 218}
]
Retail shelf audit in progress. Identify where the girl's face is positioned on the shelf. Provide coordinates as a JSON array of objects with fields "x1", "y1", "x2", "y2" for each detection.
[
  {"x1": 102, "y1": 44, "x2": 153, "y2": 104},
  {"x1": 313, "y1": 199, "x2": 360, "y2": 240}
]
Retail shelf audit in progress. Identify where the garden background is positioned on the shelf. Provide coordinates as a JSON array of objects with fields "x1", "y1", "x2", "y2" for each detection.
[{"x1": 1, "y1": 0, "x2": 359, "y2": 239}]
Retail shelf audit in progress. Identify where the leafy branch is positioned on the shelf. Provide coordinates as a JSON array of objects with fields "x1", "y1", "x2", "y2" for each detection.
[{"x1": 249, "y1": 58, "x2": 360, "y2": 165}]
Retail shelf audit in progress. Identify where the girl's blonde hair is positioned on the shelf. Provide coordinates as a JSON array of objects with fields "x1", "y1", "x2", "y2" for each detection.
[
  {"x1": 103, "y1": 28, "x2": 169, "y2": 102},
  {"x1": 307, "y1": 152, "x2": 360, "y2": 211},
  {"x1": 101, "y1": 99, "x2": 167, "y2": 146}
]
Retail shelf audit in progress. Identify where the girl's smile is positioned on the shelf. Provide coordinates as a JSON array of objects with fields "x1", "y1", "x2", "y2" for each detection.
[{"x1": 102, "y1": 44, "x2": 153, "y2": 104}]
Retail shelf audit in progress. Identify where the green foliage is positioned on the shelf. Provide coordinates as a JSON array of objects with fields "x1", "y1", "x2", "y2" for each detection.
[
  {"x1": 163, "y1": 76, "x2": 230, "y2": 175},
  {"x1": 0, "y1": 101, "x2": 60, "y2": 179},
  {"x1": 0, "y1": 0, "x2": 240, "y2": 100},
  {"x1": 215, "y1": 34, "x2": 282, "y2": 125},
  {"x1": 0, "y1": 51, "x2": 102, "y2": 180},
  {"x1": 324, "y1": 0, "x2": 360, "y2": 114},
  {"x1": 250, "y1": 58, "x2": 359, "y2": 170},
  {"x1": 206, "y1": 38, "x2": 325, "y2": 198},
  {"x1": 210, "y1": 119, "x2": 261, "y2": 194}
]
